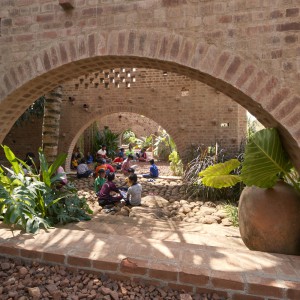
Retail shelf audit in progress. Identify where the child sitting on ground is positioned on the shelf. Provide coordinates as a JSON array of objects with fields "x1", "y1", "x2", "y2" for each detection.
[
  {"x1": 142, "y1": 159, "x2": 159, "y2": 178},
  {"x1": 94, "y1": 169, "x2": 106, "y2": 195},
  {"x1": 122, "y1": 173, "x2": 142, "y2": 206},
  {"x1": 98, "y1": 173, "x2": 123, "y2": 207}
]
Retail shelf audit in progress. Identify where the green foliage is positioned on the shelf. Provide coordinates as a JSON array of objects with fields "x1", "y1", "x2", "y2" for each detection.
[
  {"x1": 0, "y1": 146, "x2": 92, "y2": 233},
  {"x1": 93, "y1": 126, "x2": 120, "y2": 157},
  {"x1": 122, "y1": 129, "x2": 136, "y2": 144},
  {"x1": 198, "y1": 128, "x2": 300, "y2": 192},
  {"x1": 153, "y1": 128, "x2": 176, "y2": 160},
  {"x1": 14, "y1": 96, "x2": 45, "y2": 126},
  {"x1": 223, "y1": 202, "x2": 239, "y2": 227},
  {"x1": 184, "y1": 146, "x2": 243, "y2": 201},
  {"x1": 169, "y1": 151, "x2": 183, "y2": 176},
  {"x1": 199, "y1": 159, "x2": 242, "y2": 188},
  {"x1": 241, "y1": 128, "x2": 293, "y2": 188}
]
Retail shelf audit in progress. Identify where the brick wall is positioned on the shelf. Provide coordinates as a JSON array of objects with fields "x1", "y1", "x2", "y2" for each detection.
[{"x1": 0, "y1": 0, "x2": 299, "y2": 168}]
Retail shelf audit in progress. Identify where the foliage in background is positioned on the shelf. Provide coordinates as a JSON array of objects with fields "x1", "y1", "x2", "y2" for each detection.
[
  {"x1": 0, "y1": 146, "x2": 92, "y2": 234},
  {"x1": 153, "y1": 128, "x2": 176, "y2": 160},
  {"x1": 169, "y1": 151, "x2": 183, "y2": 176},
  {"x1": 223, "y1": 202, "x2": 239, "y2": 227},
  {"x1": 184, "y1": 146, "x2": 244, "y2": 202},
  {"x1": 93, "y1": 126, "x2": 120, "y2": 157},
  {"x1": 14, "y1": 96, "x2": 45, "y2": 127},
  {"x1": 122, "y1": 129, "x2": 136, "y2": 145}
]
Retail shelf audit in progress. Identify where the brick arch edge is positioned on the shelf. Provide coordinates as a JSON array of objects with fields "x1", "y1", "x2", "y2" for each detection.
[{"x1": 0, "y1": 29, "x2": 299, "y2": 169}]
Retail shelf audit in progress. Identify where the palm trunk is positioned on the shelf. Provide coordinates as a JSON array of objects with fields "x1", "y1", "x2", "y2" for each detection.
[{"x1": 42, "y1": 86, "x2": 63, "y2": 164}]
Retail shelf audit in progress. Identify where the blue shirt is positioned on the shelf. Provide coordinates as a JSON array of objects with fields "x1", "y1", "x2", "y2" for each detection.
[{"x1": 150, "y1": 164, "x2": 159, "y2": 177}]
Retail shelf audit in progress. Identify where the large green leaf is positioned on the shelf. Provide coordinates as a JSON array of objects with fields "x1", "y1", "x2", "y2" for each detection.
[
  {"x1": 241, "y1": 128, "x2": 292, "y2": 188},
  {"x1": 48, "y1": 153, "x2": 67, "y2": 177},
  {"x1": 2, "y1": 145, "x2": 23, "y2": 175},
  {"x1": 199, "y1": 159, "x2": 242, "y2": 189},
  {"x1": 38, "y1": 148, "x2": 51, "y2": 187}
]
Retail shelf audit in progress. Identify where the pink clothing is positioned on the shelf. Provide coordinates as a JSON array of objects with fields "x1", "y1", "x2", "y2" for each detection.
[{"x1": 121, "y1": 158, "x2": 130, "y2": 172}]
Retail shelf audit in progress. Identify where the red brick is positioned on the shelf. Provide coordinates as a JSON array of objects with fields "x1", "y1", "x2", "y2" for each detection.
[
  {"x1": 236, "y1": 65, "x2": 255, "y2": 88},
  {"x1": 170, "y1": 37, "x2": 180, "y2": 59},
  {"x1": 36, "y1": 14, "x2": 54, "y2": 23},
  {"x1": 270, "y1": 10, "x2": 283, "y2": 19},
  {"x1": 277, "y1": 22, "x2": 300, "y2": 31},
  {"x1": 127, "y1": 31, "x2": 136, "y2": 54},
  {"x1": 211, "y1": 271, "x2": 245, "y2": 291},
  {"x1": 246, "y1": 276, "x2": 285, "y2": 298},
  {"x1": 43, "y1": 51, "x2": 51, "y2": 71},
  {"x1": 59, "y1": 0, "x2": 74, "y2": 10},
  {"x1": 59, "y1": 43, "x2": 68, "y2": 63},
  {"x1": 179, "y1": 267, "x2": 210, "y2": 286},
  {"x1": 15, "y1": 34, "x2": 34, "y2": 42},
  {"x1": 286, "y1": 8, "x2": 299, "y2": 17},
  {"x1": 43, "y1": 252, "x2": 65, "y2": 264},
  {"x1": 20, "y1": 249, "x2": 43, "y2": 260},
  {"x1": 218, "y1": 15, "x2": 232, "y2": 23},
  {"x1": 117, "y1": 31, "x2": 126, "y2": 54},
  {"x1": 196, "y1": 287, "x2": 228, "y2": 298},
  {"x1": 67, "y1": 255, "x2": 91, "y2": 268},
  {"x1": 88, "y1": 34, "x2": 96, "y2": 56},
  {"x1": 148, "y1": 262, "x2": 178, "y2": 282},
  {"x1": 265, "y1": 88, "x2": 290, "y2": 112},
  {"x1": 120, "y1": 258, "x2": 148, "y2": 275},
  {"x1": 0, "y1": 245, "x2": 20, "y2": 256},
  {"x1": 159, "y1": 36, "x2": 169, "y2": 58},
  {"x1": 224, "y1": 56, "x2": 242, "y2": 81},
  {"x1": 285, "y1": 281, "x2": 300, "y2": 299},
  {"x1": 212, "y1": 51, "x2": 231, "y2": 76}
]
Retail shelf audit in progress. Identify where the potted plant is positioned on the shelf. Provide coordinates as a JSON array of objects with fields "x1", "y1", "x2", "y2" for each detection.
[{"x1": 199, "y1": 128, "x2": 300, "y2": 255}]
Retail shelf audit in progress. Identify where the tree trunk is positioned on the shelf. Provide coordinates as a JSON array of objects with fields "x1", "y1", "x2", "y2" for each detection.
[{"x1": 42, "y1": 86, "x2": 63, "y2": 164}]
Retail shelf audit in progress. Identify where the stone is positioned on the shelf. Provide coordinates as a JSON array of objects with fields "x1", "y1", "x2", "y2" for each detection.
[
  {"x1": 180, "y1": 294, "x2": 193, "y2": 300},
  {"x1": 115, "y1": 207, "x2": 130, "y2": 216},
  {"x1": 200, "y1": 215, "x2": 219, "y2": 224},
  {"x1": 1, "y1": 262, "x2": 10, "y2": 270},
  {"x1": 28, "y1": 287, "x2": 41, "y2": 299},
  {"x1": 19, "y1": 267, "x2": 28, "y2": 276},
  {"x1": 141, "y1": 195, "x2": 170, "y2": 208},
  {"x1": 222, "y1": 218, "x2": 233, "y2": 226},
  {"x1": 130, "y1": 207, "x2": 169, "y2": 220},
  {"x1": 213, "y1": 210, "x2": 227, "y2": 219},
  {"x1": 197, "y1": 206, "x2": 216, "y2": 216}
]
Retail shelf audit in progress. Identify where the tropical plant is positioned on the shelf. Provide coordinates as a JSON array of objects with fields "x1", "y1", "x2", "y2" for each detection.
[
  {"x1": 0, "y1": 146, "x2": 92, "y2": 233},
  {"x1": 153, "y1": 128, "x2": 176, "y2": 160},
  {"x1": 93, "y1": 126, "x2": 120, "y2": 157},
  {"x1": 169, "y1": 151, "x2": 183, "y2": 176},
  {"x1": 184, "y1": 146, "x2": 243, "y2": 201},
  {"x1": 223, "y1": 202, "x2": 239, "y2": 227},
  {"x1": 199, "y1": 128, "x2": 300, "y2": 192},
  {"x1": 122, "y1": 129, "x2": 136, "y2": 144},
  {"x1": 14, "y1": 96, "x2": 45, "y2": 126}
]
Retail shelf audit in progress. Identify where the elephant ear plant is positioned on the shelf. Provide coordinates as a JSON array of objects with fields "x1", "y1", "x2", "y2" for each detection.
[
  {"x1": 0, "y1": 146, "x2": 92, "y2": 234},
  {"x1": 199, "y1": 128, "x2": 300, "y2": 191}
]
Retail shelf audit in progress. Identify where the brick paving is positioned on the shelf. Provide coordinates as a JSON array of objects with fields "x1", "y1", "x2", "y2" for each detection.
[{"x1": 1, "y1": 214, "x2": 300, "y2": 299}]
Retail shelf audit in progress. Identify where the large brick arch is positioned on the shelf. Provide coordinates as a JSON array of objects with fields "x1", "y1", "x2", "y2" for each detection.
[
  {"x1": 64, "y1": 108, "x2": 178, "y2": 172},
  {"x1": 0, "y1": 30, "x2": 299, "y2": 168}
]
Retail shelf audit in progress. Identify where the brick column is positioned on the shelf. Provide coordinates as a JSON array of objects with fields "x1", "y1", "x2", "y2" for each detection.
[{"x1": 42, "y1": 86, "x2": 63, "y2": 164}]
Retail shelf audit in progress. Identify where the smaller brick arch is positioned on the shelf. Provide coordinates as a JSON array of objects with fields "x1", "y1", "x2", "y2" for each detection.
[{"x1": 65, "y1": 109, "x2": 178, "y2": 172}]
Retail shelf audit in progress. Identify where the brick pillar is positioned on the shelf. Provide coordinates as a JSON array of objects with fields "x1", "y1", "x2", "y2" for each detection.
[{"x1": 42, "y1": 86, "x2": 63, "y2": 164}]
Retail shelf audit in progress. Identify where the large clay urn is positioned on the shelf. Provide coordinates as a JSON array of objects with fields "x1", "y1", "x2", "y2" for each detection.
[{"x1": 238, "y1": 181, "x2": 300, "y2": 255}]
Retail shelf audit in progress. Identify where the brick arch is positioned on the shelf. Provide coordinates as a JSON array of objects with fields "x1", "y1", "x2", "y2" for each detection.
[
  {"x1": 65, "y1": 109, "x2": 177, "y2": 172},
  {"x1": 0, "y1": 30, "x2": 299, "y2": 168}
]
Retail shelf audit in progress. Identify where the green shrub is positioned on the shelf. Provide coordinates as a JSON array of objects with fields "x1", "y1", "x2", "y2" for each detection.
[
  {"x1": 169, "y1": 151, "x2": 183, "y2": 176},
  {"x1": 223, "y1": 203, "x2": 239, "y2": 227},
  {"x1": 0, "y1": 146, "x2": 92, "y2": 233}
]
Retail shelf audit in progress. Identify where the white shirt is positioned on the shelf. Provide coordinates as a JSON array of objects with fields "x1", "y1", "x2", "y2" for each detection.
[{"x1": 97, "y1": 149, "x2": 107, "y2": 156}]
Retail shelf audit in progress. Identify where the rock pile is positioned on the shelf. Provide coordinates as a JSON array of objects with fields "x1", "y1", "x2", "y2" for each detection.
[
  {"x1": 73, "y1": 177, "x2": 233, "y2": 227},
  {"x1": 0, "y1": 257, "x2": 226, "y2": 300}
]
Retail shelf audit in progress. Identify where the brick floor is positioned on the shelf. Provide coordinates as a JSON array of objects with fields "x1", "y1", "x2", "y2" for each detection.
[{"x1": 0, "y1": 215, "x2": 299, "y2": 299}]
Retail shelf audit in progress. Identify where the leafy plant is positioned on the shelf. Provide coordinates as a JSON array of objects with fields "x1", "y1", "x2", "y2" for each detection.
[
  {"x1": 93, "y1": 126, "x2": 120, "y2": 157},
  {"x1": 0, "y1": 146, "x2": 92, "y2": 233},
  {"x1": 122, "y1": 129, "x2": 136, "y2": 144},
  {"x1": 223, "y1": 202, "x2": 239, "y2": 227},
  {"x1": 169, "y1": 151, "x2": 183, "y2": 176},
  {"x1": 14, "y1": 96, "x2": 45, "y2": 127},
  {"x1": 153, "y1": 128, "x2": 176, "y2": 160},
  {"x1": 184, "y1": 146, "x2": 243, "y2": 201},
  {"x1": 199, "y1": 128, "x2": 299, "y2": 192}
]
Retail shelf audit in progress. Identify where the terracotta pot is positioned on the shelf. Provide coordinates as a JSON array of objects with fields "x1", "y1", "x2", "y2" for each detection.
[{"x1": 238, "y1": 181, "x2": 300, "y2": 255}]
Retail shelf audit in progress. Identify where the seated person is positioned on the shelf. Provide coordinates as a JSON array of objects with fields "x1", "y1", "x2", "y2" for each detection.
[
  {"x1": 136, "y1": 148, "x2": 147, "y2": 162},
  {"x1": 121, "y1": 154, "x2": 135, "y2": 175},
  {"x1": 71, "y1": 154, "x2": 78, "y2": 169},
  {"x1": 118, "y1": 148, "x2": 125, "y2": 159},
  {"x1": 86, "y1": 152, "x2": 94, "y2": 164},
  {"x1": 98, "y1": 173, "x2": 123, "y2": 207},
  {"x1": 77, "y1": 158, "x2": 93, "y2": 179},
  {"x1": 142, "y1": 159, "x2": 159, "y2": 178},
  {"x1": 113, "y1": 153, "x2": 124, "y2": 164},
  {"x1": 125, "y1": 144, "x2": 135, "y2": 157},
  {"x1": 97, "y1": 145, "x2": 108, "y2": 161},
  {"x1": 123, "y1": 174, "x2": 142, "y2": 206},
  {"x1": 119, "y1": 168, "x2": 135, "y2": 191},
  {"x1": 94, "y1": 159, "x2": 108, "y2": 177},
  {"x1": 94, "y1": 168, "x2": 106, "y2": 195},
  {"x1": 55, "y1": 165, "x2": 68, "y2": 188}
]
